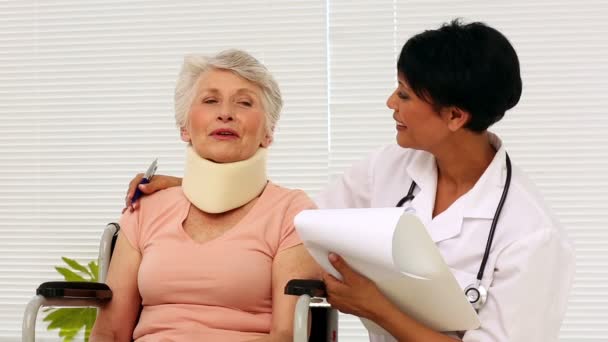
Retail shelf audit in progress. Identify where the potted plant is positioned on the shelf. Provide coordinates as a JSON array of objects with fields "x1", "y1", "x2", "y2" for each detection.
[{"x1": 43, "y1": 257, "x2": 99, "y2": 342}]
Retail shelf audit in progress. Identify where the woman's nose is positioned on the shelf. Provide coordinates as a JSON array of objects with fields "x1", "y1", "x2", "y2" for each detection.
[
  {"x1": 386, "y1": 90, "x2": 397, "y2": 110},
  {"x1": 217, "y1": 113, "x2": 234, "y2": 122},
  {"x1": 217, "y1": 104, "x2": 234, "y2": 122}
]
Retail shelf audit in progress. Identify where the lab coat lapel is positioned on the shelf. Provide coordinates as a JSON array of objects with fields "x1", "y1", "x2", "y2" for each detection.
[
  {"x1": 405, "y1": 150, "x2": 436, "y2": 228},
  {"x1": 428, "y1": 199, "x2": 465, "y2": 243},
  {"x1": 406, "y1": 151, "x2": 463, "y2": 243}
]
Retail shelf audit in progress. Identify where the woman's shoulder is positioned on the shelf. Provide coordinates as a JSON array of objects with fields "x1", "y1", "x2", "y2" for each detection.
[
  {"x1": 138, "y1": 186, "x2": 189, "y2": 217},
  {"x1": 508, "y1": 166, "x2": 558, "y2": 224},
  {"x1": 367, "y1": 143, "x2": 424, "y2": 171},
  {"x1": 119, "y1": 187, "x2": 188, "y2": 248},
  {"x1": 264, "y1": 182, "x2": 315, "y2": 207},
  {"x1": 364, "y1": 144, "x2": 428, "y2": 185},
  {"x1": 499, "y1": 164, "x2": 570, "y2": 249}
]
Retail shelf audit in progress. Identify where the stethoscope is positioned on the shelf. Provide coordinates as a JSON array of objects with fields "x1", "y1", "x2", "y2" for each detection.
[{"x1": 396, "y1": 153, "x2": 512, "y2": 310}]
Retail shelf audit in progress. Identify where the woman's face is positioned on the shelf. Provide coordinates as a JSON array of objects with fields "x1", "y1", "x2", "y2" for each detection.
[
  {"x1": 181, "y1": 68, "x2": 271, "y2": 163},
  {"x1": 386, "y1": 73, "x2": 452, "y2": 152}
]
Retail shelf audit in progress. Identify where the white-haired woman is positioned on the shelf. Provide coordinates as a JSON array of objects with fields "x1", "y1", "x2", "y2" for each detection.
[{"x1": 91, "y1": 50, "x2": 319, "y2": 342}]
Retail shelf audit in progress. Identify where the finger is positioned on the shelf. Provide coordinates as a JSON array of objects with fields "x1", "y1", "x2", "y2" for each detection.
[
  {"x1": 125, "y1": 173, "x2": 144, "y2": 207},
  {"x1": 322, "y1": 271, "x2": 348, "y2": 293},
  {"x1": 128, "y1": 173, "x2": 144, "y2": 191},
  {"x1": 328, "y1": 253, "x2": 357, "y2": 281},
  {"x1": 322, "y1": 271, "x2": 339, "y2": 284},
  {"x1": 322, "y1": 272, "x2": 350, "y2": 310},
  {"x1": 139, "y1": 177, "x2": 164, "y2": 194},
  {"x1": 137, "y1": 181, "x2": 160, "y2": 195}
]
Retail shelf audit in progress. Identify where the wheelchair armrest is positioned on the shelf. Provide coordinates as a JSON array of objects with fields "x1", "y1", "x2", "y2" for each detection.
[
  {"x1": 36, "y1": 281, "x2": 112, "y2": 301},
  {"x1": 284, "y1": 279, "x2": 327, "y2": 298}
]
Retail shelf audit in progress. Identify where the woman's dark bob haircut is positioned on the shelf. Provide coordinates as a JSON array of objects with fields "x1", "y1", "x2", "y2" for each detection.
[{"x1": 398, "y1": 19, "x2": 522, "y2": 132}]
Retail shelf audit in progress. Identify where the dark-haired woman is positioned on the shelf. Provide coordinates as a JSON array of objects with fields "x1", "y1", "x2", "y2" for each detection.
[{"x1": 316, "y1": 20, "x2": 574, "y2": 342}]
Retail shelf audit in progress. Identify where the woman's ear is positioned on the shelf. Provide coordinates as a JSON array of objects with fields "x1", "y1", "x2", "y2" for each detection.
[
  {"x1": 260, "y1": 127, "x2": 274, "y2": 148},
  {"x1": 442, "y1": 107, "x2": 471, "y2": 132},
  {"x1": 260, "y1": 133, "x2": 273, "y2": 147},
  {"x1": 180, "y1": 126, "x2": 191, "y2": 142}
]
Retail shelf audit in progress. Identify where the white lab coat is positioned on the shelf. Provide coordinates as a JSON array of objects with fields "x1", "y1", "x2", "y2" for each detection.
[{"x1": 315, "y1": 133, "x2": 575, "y2": 342}]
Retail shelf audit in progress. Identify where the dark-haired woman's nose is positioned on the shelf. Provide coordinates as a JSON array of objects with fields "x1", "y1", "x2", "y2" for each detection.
[{"x1": 386, "y1": 89, "x2": 398, "y2": 110}]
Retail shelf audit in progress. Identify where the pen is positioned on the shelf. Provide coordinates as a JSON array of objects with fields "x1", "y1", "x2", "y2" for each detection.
[{"x1": 131, "y1": 158, "x2": 158, "y2": 205}]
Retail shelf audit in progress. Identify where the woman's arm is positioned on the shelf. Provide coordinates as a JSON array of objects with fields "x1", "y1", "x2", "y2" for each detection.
[
  {"x1": 324, "y1": 253, "x2": 458, "y2": 342},
  {"x1": 249, "y1": 244, "x2": 321, "y2": 342},
  {"x1": 90, "y1": 232, "x2": 142, "y2": 342}
]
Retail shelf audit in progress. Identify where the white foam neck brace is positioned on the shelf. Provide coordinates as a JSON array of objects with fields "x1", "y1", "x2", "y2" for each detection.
[{"x1": 182, "y1": 146, "x2": 268, "y2": 214}]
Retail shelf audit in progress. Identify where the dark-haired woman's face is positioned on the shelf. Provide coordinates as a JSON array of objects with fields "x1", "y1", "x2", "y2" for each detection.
[{"x1": 386, "y1": 74, "x2": 451, "y2": 152}]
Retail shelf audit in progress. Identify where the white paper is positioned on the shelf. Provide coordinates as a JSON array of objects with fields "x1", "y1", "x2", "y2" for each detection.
[{"x1": 294, "y1": 208, "x2": 480, "y2": 336}]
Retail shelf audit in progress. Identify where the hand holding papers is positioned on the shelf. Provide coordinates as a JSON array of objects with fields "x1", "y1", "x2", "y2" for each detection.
[{"x1": 294, "y1": 208, "x2": 480, "y2": 335}]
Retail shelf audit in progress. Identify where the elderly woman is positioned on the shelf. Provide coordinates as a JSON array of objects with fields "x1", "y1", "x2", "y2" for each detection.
[{"x1": 91, "y1": 50, "x2": 319, "y2": 341}]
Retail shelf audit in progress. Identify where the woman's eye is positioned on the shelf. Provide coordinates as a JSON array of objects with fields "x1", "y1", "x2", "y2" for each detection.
[
  {"x1": 238, "y1": 100, "x2": 252, "y2": 107},
  {"x1": 203, "y1": 98, "x2": 217, "y2": 104},
  {"x1": 398, "y1": 92, "x2": 409, "y2": 100}
]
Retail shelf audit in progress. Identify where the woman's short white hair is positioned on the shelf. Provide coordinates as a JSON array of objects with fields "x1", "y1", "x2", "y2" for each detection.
[{"x1": 174, "y1": 49, "x2": 283, "y2": 135}]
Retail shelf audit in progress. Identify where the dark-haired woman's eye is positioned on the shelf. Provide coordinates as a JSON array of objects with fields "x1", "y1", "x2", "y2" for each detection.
[{"x1": 398, "y1": 92, "x2": 409, "y2": 100}]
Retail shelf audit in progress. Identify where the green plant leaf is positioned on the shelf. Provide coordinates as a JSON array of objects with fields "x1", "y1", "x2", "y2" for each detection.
[
  {"x1": 62, "y1": 257, "x2": 93, "y2": 278},
  {"x1": 84, "y1": 308, "x2": 96, "y2": 342},
  {"x1": 58, "y1": 325, "x2": 80, "y2": 342},
  {"x1": 55, "y1": 267, "x2": 86, "y2": 282},
  {"x1": 44, "y1": 308, "x2": 84, "y2": 329},
  {"x1": 45, "y1": 308, "x2": 93, "y2": 342},
  {"x1": 88, "y1": 261, "x2": 99, "y2": 282}
]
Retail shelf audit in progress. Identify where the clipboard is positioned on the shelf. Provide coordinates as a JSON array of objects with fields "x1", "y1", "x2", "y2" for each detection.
[{"x1": 294, "y1": 207, "x2": 480, "y2": 335}]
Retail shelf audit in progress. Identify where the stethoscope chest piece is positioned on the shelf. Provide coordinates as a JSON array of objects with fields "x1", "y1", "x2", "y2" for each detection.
[{"x1": 464, "y1": 282, "x2": 487, "y2": 311}]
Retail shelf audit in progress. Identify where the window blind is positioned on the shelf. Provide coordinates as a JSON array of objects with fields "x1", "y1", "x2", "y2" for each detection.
[{"x1": 0, "y1": 0, "x2": 327, "y2": 339}]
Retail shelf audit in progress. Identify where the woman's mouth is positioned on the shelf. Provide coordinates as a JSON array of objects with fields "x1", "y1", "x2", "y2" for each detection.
[{"x1": 210, "y1": 128, "x2": 240, "y2": 140}]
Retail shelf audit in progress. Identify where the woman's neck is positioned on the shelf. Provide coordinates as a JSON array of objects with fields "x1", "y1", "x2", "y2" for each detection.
[
  {"x1": 429, "y1": 131, "x2": 496, "y2": 218},
  {"x1": 433, "y1": 131, "x2": 496, "y2": 189}
]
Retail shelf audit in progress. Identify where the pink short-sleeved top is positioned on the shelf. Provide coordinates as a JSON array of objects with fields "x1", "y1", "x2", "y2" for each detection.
[{"x1": 119, "y1": 182, "x2": 315, "y2": 341}]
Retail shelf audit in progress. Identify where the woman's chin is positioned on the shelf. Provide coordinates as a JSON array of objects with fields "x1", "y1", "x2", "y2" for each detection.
[
  {"x1": 207, "y1": 154, "x2": 240, "y2": 164},
  {"x1": 202, "y1": 150, "x2": 254, "y2": 164},
  {"x1": 193, "y1": 142, "x2": 259, "y2": 163},
  {"x1": 396, "y1": 134, "x2": 411, "y2": 148}
]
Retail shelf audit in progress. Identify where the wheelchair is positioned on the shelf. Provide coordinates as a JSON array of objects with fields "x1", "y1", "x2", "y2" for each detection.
[{"x1": 22, "y1": 223, "x2": 339, "y2": 342}]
